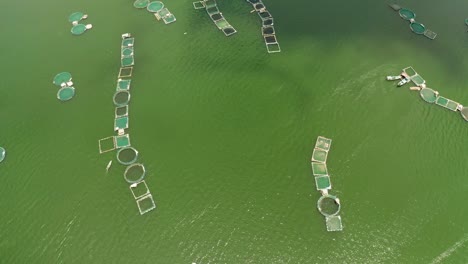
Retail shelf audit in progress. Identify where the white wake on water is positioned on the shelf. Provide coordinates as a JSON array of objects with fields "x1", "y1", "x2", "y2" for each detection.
[{"x1": 430, "y1": 234, "x2": 468, "y2": 264}]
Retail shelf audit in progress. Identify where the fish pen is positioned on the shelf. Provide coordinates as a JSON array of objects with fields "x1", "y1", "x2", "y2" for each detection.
[
  {"x1": 115, "y1": 134, "x2": 131, "y2": 148},
  {"x1": 311, "y1": 162, "x2": 328, "y2": 176},
  {"x1": 118, "y1": 67, "x2": 133, "y2": 78},
  {"x1": 246, "y1": 0, "x2": 280, "y2": 53},
  {"x1": 315, "y1": 136, "x2": 332, "y2": 151},
  {"x1": 69, "y1": 12, "x2": 86, "y2": 23},
  {"x1": 113, "y1": 90, "x2": 131, "y2": 106},
  {"x1": 130, "y1": 180, "x2": 150, "y2": 199},
  {"x1": 461, "y1": 107, "x2": 468, "y2": 121},
  {"x1": 311, "y1": 148, "x2": 328, "y2": 163},
  {"x1": 134, "y1": 0, "x2": 150, "y2": 9},
  {"x1": 71, "y1": 24, "x2": 87, "y2": 35},
  {"x1": 115, "y1": 105, "x2": 129, "y2": 118},
  {"x1": 116, "y1": 79, "x2": 131, "y2": 91},
  {"x1": 420, "y1": 88, "x2": 437, "y2": 103},
  {"x1": 57, "y1": 87, "x2": 75, "y2": 101},
  {"x1": 124, "y1": 163, "x2": 146, "y2": 183},
  {"x1": 436, "y1": 96, "x2": 460, "y2": 111},
  {"x1": 315, "y1": 175, "x2": 332, "y2": 191},
  {"x1": 390, "y1": 7, "x2": 437, "y2": 39},
  {"x1": 193, "y1": 0, "x2": 237, "y2": 36},
  {"x1": 121, "y1": 47, "x2": 134, "y2": 57},
  {"x1": 53, "y1": 72, "x2": 72, "y2": 86},
  {"x1": 147, "y1": 1, "x2": 164, "y2": 12},
  {"x1": 155, "y1": 8, "x2": 177, "y2": 24},
  {"x1": 136, "y1": 194, "x2": 156, "y2": 215},
  {"x1": 114, "y1": 116, "x2": 129, "y2": 131},
  {"x1": 98, "y1": 136, "x2": 116, "y2": 153},
  {"x1": 117, "y1": 147, "x2": 139, "y2": 165}
]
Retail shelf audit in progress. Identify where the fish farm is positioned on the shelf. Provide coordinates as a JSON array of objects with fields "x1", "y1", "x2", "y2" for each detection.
[
  {"x1": 246, "y1": 0, "x2": 281, "y2": 53},
  {"x1": 386, "y1": 66, "x2": 467, "y2": 121},
  {"x1": 310, "y1": 136, "x2": 343, "y2": 232},
  {"x1": 389, "y1": 4, "x2": 437, "y2": 39},
  {"x1": 133, "y1": 1, "x2": 176, "y2": 24},
  {"x1": 193, "y1": 0, "x2": 237, "y2": 36}
]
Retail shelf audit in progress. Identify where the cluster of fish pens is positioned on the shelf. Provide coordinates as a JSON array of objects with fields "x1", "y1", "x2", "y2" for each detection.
[
  {"x1": 246, "y1": 0, "x2": 280, "y2": 53},
  {"x1": 387, "y1": 66, "x2": 468, "y2": 122},
  {"x1": 98, "y1": 34, "x2": 156, "y2": 215},
  {"x1": 69, "y1": 12, "x2": 93, "y2": 36},
  {"x1": 388, "y1": 4, "x2": 437, "y2": 39},
  {"x1": 193, "y1": 0, "x2": 237, "y2": 36},
  {"x1": 310, "y1": 136, "x2": 343, "y2": 232},
  {"x1": 133, "y1": 0, "x2": 176, "y2": 24}
]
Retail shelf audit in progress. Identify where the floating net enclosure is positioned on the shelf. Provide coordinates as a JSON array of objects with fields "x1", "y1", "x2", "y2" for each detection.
[
  {"x1": 147, "y1": 1, "x2": 164, "y2": 12},
  {"x1": 424, "y1": 30, "x2": 437, "y2": 40},
  {"x1": 115, "y1": 134, "x2": 131, "y2": 148},
  {"x1": 122, "y1": 38, "x2": 135, "y2": 47},
  {"x1": 71, "y1": 24, "x2": 87, "y2": 35},
  {"x1": 57, "y1": 87, "x2": 75, "y2": 101},
  {"x1": 118, "y1": 67, "x2": 133, "y2": 78},
  {"x1": 117, "y1": 147, "x2": 139, "y2": 165},
  {"x1": 124, "y1": 163, "x2": 146, "y2": 183},
  {"x1": 193, "y1": 1, "x2": 205, "y2": 9},
  {"x1": 436, "y1": 96, "x2": 459, "y2": 111},
  {"x1": 315, "y1": 136, "x2": 332, "y2": 151},
  {"x1": 420, "y1": 88, "x2": 437, "y2": 103},
  {"x1": 136, "y1": 194, "x2": 156, "y2": 215},
  {"x1": 113, "y1": 90, "x2": 131, "y2": 106},
  {"x1": 262, "y1": 26, "x2": 275, "y2": 35},
  {"x1": 315, "y1": 175, "x2": 331, "y2": 190},
  {"x1": 121, "y1": 47, "x2": 134, "y2": 57},
  {"x1": 130, "y1": 180, "x2": 150, "y2": 199},
  {"x1": 69, "y1": 12, "x2": 85, "y2": 23},
  {"x1": 410, "y1": 75, "x2": 425, "y2": 86},
  {"x1": 115, "y1": 105, "x2": 129, "y2": 117},
  {"x1": 121, "y1": 56, "x2": 134, "y2": 67},
  {"x1": 117, "y1": 79, "x2": 131, "y2": 91},
  {"x1": 134, "y1": 0, "x2": 150, "y2": 8},
  {"x1": 98, "y1": 136, "x2": 116, "y2": 153},
  {"x1": 388, "y1": 4, "x2": 401, "y2": 11},
  {"x1": 325, "y1": 215, "x2": 343, "y2": 231},
  {"x1": 410, "y1": 22, "x2": 425, "y2": 34},
  {"x1": 114, "y1": 116, "x2": 129, "y2": 130},
  {"x1": 53, "y1": 72, "x2": 72, "y2": 86},
  {"x1": 262, "y1": 18, "x2": 274, "y2": 26},
  {"x1": 399, "y1": 8, "x2": 415, "y2": 20},
  {"x1": 311, "y1": 162, "x2": 328, "y2": 176},
  {"x1": 0, "y1": 147, "x2": 5, "y2": 163},
  {"x1": 317, "y1": 195, "x2": 341, "y2": 217},
  {"x1": 311, "y1": 148, "x2": 328, "y2": 163},
  {"x1": 258, "y1": 11, "x2": 272, "y2": 20}
]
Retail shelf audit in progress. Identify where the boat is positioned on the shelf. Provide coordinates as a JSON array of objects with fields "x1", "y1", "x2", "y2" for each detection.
[
  {"x1": 465, "y1": 18, "x2": 468, "y2": 26},
  {"x1": 0, "y1": 147, "x2": 5, "y2": 163},
  {"x1": 386, "y1": 75, "x2": 401, "y2": 81},
  {"x1": 397, "y1": 78, "x2": 410, "y2": 87},
  {"x1": 106, "y1": 160, "x2": 113, "y2": 172}
]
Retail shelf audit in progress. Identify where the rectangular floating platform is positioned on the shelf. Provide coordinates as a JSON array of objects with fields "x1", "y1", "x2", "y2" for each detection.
[
  {"x1": 115, "y1": 105, "x2": 129, "y2": 118},
  {"x1": 115, "y1": 134, "x2": 131, "y2": 148},
  {"x1": 98, "y1": 136, "x2": 116, "y2": 154},
  {"x1": 130, "y1": 180, "x2": 151, "y2": 199},
  {"x1": 116, "y1": 79, "x2": 131, "y2": 91},
  {"x1": 121, "y1": 55, "x2": 135, "y2": 67},
  {"x1": 436, "y1": 96, "x2": 460, "y2": 111},
  {"x1": 136, "y1": 194, "x2": 156, "y2": 215},
  {"x1": 424, "y1": 29, "x2": 437, "y2": 40},
  {"x1": 118, "y1": 67, "x2": 133, "y2": 78},
  {"x1": 311, "y1": 162, "x2": 328, "y2": 176},
  {"x1": 315, "y1": 175, "x2": 332, "y2": 190},
  {"x1": 114, "y1": 116, "x2": 129, "y2": 131},
  {"x1": 156, "y1": 8, "x2": 176, "y2": 24},
  {"x1": 258, "y1": 11, "x2": 272, "y2": 21},
  {"x1": 311, "y1": 148, "x2": 328, "y2": 163},
  {"x1": 403, "y1": 66, "x2": 417, "y2": 77},
  {"x1": 411, "y1": 75, "x2": 425, "y2": 86},
  {"x1": 315, "y1": 136, "x2": 332, "y2": 151},
  {"x1": 325, "y1": 215, "x2": 343, "y2": 231}
]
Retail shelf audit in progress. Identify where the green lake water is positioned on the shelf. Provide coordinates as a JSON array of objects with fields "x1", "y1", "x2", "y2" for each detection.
[{"x1": 1, "y1": 0, "x2": 468, "y2": 263}]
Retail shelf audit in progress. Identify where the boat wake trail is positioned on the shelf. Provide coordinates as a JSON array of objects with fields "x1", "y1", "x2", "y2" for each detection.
[{"x1": 430, "y1": 234, "x2": 468, "y2": 264}]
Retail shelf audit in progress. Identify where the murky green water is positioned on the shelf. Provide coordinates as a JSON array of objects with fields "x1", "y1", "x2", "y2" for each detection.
[{"x1": 1, "y1": 0, "x2": 468, "y2": 263}]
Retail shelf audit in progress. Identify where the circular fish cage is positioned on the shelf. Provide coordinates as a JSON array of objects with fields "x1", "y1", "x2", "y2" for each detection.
[
  {"x1": 147, "y1": 1, "x2": 164, "y2": 12},
  {"x1": 122, "y1": 48, "x2": 134, "y2": 56},
  {"x1": 410, "y1": 22, "x2": 426, "y2": 34},
  {"x1": 57, "y1": 87, "x2": 75, "y2": 101},
  {"x1": 420, "y1": 88, "x2": 437, "y2": 103},
  {"x1": 53, "y1": 72, "x2": 72, "y2": 86},
  {"x1": 113, "y1": 90, "x2": 131, "y2": 106},
  {"x1": 134, "y1": 0, "x2": 150, "y2": 9},
  {"x1": 69, "y1": 12, "x2": 84, "y2": 23},
  {"x1": 71, "y1": 24, "x2": 87, "y2": 35},
  {"x1": 117, "y1": 147, "x2": 139, "y2": 165},
  {"x1": 124, "y1": 163, "x2": 146, "y2": 183},
  {"x1": 0, "y1": 147, "x2": 5, "y2": 163},
  {"x1": 317, "y1": 195, "x2": 341, "y2": 217},
  {"x1": 399, "y1": 8, "x2": 415, "y2": 20}
]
